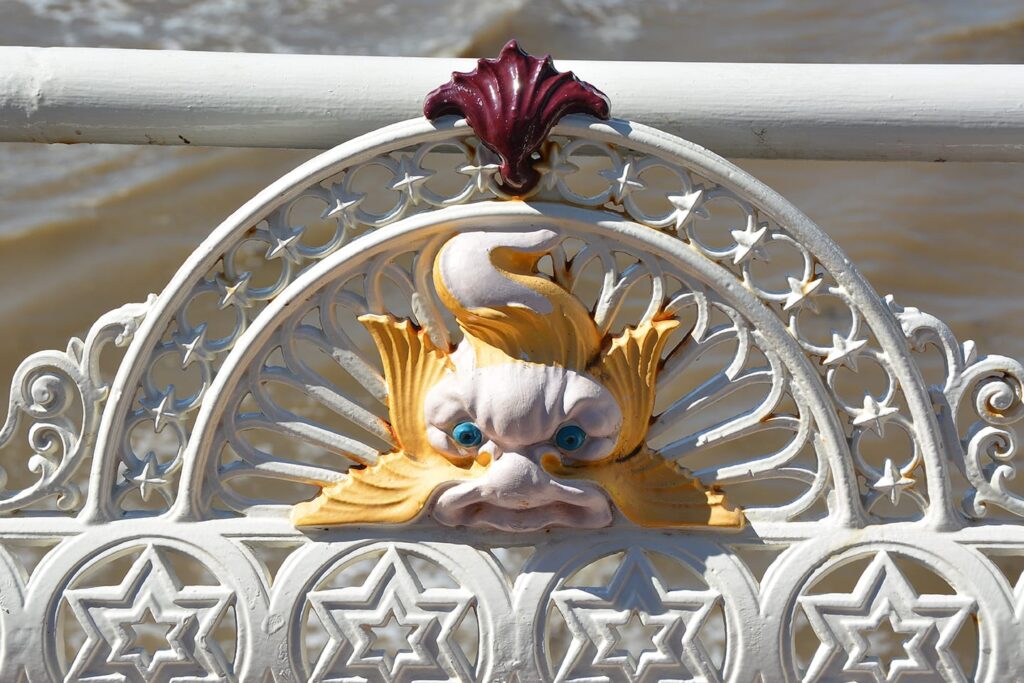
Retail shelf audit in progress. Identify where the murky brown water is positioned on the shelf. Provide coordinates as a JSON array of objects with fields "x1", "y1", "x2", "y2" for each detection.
[{"x1": 1, "y1": 0, "x2": 1022, "y2": 388}]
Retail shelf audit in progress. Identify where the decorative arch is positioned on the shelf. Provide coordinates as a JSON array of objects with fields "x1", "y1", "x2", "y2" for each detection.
[
  {"x1": 175, "y1": 203, "x2": 857, "y2": 526},
  {"x1": 0, "y1": 43, "x2": 1020, "y2": 680},
  {"x1": 78, "y1": 114, "x2": 978, "y2": 528}
]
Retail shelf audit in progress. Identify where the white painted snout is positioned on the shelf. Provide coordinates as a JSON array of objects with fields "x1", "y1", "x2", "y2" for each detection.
[{"x1": 431, "y1": 451, "x2": 612, "y2": 532}]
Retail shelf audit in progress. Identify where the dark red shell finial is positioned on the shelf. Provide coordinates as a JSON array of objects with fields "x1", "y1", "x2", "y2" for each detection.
[{"x1": 424, "y1": 40, "x2": 610, "y2": 195}]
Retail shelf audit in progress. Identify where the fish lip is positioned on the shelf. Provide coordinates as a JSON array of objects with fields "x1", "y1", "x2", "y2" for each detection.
[{"x1": 431, "y1": 479, "x2": 613, "y2": 532}]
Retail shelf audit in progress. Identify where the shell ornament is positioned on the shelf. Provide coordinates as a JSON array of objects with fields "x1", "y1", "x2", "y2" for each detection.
[
  {"x1": 423, "y1": 39, "x2": 609, "y2": 195},
  {"x1": 292, "y1": 42, "x2": 742, "y2": 531}
]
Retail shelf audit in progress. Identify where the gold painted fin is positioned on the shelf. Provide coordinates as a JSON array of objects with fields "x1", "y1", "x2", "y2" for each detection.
[
  {"x1": 546, "y1": 447, "x2": 744, "y2": 528},
  {"x1": 591, "y1": 318, "x2": 680, "y2": 456},
  {"x1": 551, "y1": 316, "x2": 744, "y2": 528},
  {"x1": 292, "y1": 314, "x2": 481, "y2": 526},
  {"x1": 358, "y1": 314, "x2": 452, "y2": 461},
  {"x1": 291, "y1": 450, "x2": 478, "y2": 526}
]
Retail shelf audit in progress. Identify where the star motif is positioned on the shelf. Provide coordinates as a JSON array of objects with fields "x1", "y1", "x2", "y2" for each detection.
[
  {"x1": 729, "y1": 219, "x2": 770, "y2": 265},
  {"x1": 851, "y1": 395, "x2": 900, "y2": 437},
  {"x1": 457, "y1": 146, "x2": 501, "y2": 194},
  {"x1": 388, "y1": 155, "x2": 434, "y2": 206},
  {"x1": 609, "y1": 610, "x2": 661, "y2": 672},
  {"x1": 783, "y1": 275, "x2": 824, "y2": 312},
  {"x1": 215, "y1": 271, "x2": 253, "y2": 309},
  {"x1": 265, "y1": 229, "x2": 304, "y2": 265},
  {"x1": 321, "y1": 183, "x2": 365, "y2": 230},
  {"x1": 855, "y1": 610, "x2": 919, "y2": 680},
  {"x1": 117, "y1": 606, "x2": 178, "y2": 676},
  {"x1": 124, "y1": 451, "x2": 166, "y2": 502},
  {"x1": 600, "y1": 156, "x2": 645, "y2": 204},
  {"x1": 64, "y1": 546, "x2": 234, "y2": 682},
  {"x1": 873, "y1": 459, "x2": 916, "y2": 506},
  {"x1": 139, "y1": 386, "x2": 179, "y2": 432},
  {"x1": 823, "y1": 333, "x2": 869, "y2": 371},
  {"x1": 551, "y1": 548, "x2": 721, "y2": 682},
  {"x1": 362, "y1": 608, "x2": 417, "y2": 676},
  {"x1": 534, "y1": 141, "x2": 579, "y2": 191},
  {"x1": 172, "y1": 323, "x2": 214, "y2": 368},
  {"x1": 666, "y1": 188, "x2": 709, "y2": 232},
  {"x1": 800, "y1": 552, "x2": 974, "y2": 683},
  {"x1": 306, "y1": 546, "x2": 474, "y2": 682}
]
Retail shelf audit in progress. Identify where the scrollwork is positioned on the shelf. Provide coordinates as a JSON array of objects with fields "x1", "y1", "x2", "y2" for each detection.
[
  {"x1": 69, "y1": 117, "x2": 1012, "y2": 528},
  {"x1": 2, "y1": 42, "x2": 1021, "y2": 680},
  {"x1": 893, "y1": 296, "x2": 1024, "y2": 518},
  {"x1": 0, "y1": 295, "x2": 154, "y2": 513},
  {"x1": 189, "y1": 212, "x2": 832, "y2": 529}
]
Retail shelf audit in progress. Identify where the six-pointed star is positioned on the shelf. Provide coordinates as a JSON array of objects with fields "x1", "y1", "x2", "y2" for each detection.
[
  {"x1": 799, "y1": 551, "x2": 975, "y2": 683},
  {"x1": 64, "y1": 545, "x2": 234, "y2": 681},
  {"x1": 306, "y1": 546, "x2": 475, "y2": 682},
  {"x1": 551, "y1": 547, "x2": 721, "y2": 682},
  {"x1": 57, "y1": 542, "x2": 983, "y2": 682}
]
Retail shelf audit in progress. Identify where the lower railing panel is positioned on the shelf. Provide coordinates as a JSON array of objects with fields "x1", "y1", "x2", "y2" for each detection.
[{"x1": 2, "y1": 519, "x2": 1020, "y2": 682}]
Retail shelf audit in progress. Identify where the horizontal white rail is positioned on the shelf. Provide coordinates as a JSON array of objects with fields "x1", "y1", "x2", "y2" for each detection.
[{"x1": 1, "y1": 47, "x2": 1023, "y2": 161}]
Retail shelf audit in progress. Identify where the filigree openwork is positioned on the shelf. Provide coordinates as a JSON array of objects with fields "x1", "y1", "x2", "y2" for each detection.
[
  {"x1": 548, "y1": 548, "x2": 725, "y2": 682},
  {"x1": 182, "y1": 208, "x2": 828, "y2": 528},
  {"x1": 798, "y1": 552, "x2": 975, "y2": 682},
  {"x1": 895, "y1": 299, "x2": 1024, "y2": 519},
  {"x1": 58, "y1": 543, "x2": 237, "y2": 681},
  {"x1": 0, "y1": 46, "x2": 1020, "y2": 678},
  {"x1": 70, "y1": 120, "x2": 970, "y2": 528},
  {"x1": 0, "y1": 296, "x2": 152, "y2": 513}
]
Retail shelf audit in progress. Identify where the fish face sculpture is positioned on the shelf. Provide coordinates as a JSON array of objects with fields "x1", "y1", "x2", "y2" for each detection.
[
  {"x1": 424, "y1": 340, "x2": 620, "y2": 531},
  {"x1": 291, "y1": 229, "x2": 743, "y2": 531}
]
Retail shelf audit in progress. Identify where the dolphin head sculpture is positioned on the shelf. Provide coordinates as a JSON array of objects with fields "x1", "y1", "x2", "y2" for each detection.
[{"x1": 292, "y1": 228, "x2": 742, "y2": 531}]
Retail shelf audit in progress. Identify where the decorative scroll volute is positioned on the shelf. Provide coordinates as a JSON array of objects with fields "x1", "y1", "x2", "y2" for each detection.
[{"x1": 424, "y1": 39, "x2": 610, "y2": 194}]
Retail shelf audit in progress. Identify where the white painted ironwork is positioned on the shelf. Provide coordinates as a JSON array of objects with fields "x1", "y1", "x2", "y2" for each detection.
[{"x1": 1, "y1": 114, "x2": 1022, "y2": 681}]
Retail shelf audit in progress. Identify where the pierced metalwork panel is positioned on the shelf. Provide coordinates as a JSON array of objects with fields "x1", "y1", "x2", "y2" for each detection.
[{"x1": 0, "y1": 112, "x2": 1021, "y2": 681}]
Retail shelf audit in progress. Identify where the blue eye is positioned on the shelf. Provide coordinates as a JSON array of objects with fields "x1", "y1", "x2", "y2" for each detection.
[
  {"x1": 555, "y1": 425, "x2": 587, "y2": 451},
  {"x1": 451, "y1": 421, "x2": 483, "y2": 447}
]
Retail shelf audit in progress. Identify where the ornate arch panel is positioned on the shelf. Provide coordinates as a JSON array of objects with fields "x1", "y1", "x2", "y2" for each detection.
[{"x1": 0, "y1": 43, "x2": 1022, "y2": 681}]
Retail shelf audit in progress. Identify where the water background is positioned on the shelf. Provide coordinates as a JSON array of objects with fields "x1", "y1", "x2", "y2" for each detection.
[{"x1": 1, "y1": 0, "x2": 1023, "y2": 387}]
